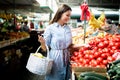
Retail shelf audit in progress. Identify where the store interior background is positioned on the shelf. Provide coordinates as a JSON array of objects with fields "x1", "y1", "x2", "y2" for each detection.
[
  {"x1": 0, "y1": 0, "x2": 120, "y2": 28},
  {"x1": 0, "y1": 0, "x2": 120, "y2": 80}
]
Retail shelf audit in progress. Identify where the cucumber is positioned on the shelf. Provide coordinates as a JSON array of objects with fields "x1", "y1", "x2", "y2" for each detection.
[
  {"x1": 112, "y1": 59, "x2": 120, "y2": 65},
  {"x1": 83, "y1": 76, "x2": 103, "y2": 80},
  {"x1": 78, "y1": 77, "x2": 84, "y2": 80},
  {"x1": 80, "y1": 72, "x2": 108, "y2": 80},
  {"x1": 107, "y1": 69, "x2": 116, "y2": 77},
  {"x1": 113, "y1": 76, "x2": 120, "y2": 80}
]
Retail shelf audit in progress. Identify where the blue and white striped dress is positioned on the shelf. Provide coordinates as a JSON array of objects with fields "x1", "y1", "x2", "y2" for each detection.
[{"x1": 43, "y1": 22, "x2": 72, "y2": 80}]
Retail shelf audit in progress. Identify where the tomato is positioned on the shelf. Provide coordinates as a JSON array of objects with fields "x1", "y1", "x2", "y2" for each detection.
[
  {"x1": 103, "y1": 40, "x2": 109, "y2": 46},
  {"x1": 73, "y1": 52, "x2": 79, "y2": 57},
  {"x1": 110, "y1": 50, "x2": 114, "y2": 55},
  {"x1": 70, "y1": 56, "x2": 76, "y2": 61},
  {"x1": 71, "y1": 63, "x2": 78, "y2": 67},
  {"x1": 78, "y1": 63, "x2": 83, "y2": 67},
  {"x1": 94, "y1": 52, "x2": 100, "y2": 58},
  {"x1": 102, "y1": 60, "x2": 108, "y2": 65},
  {"x1": 109, "y1": 41, "x2": 115, "y2": 47},
  {"x1": 100, "y1": 64, "x2": 106, "y2": 68},
  {"x1": 102, "y1": 48, "x2": 109, "y2": 53},
  {"x1": 97, "y1": 57, "x2": 103, "y2": 63},
  {"x1": 74, "y1": 58, "x2": 79, "y2": 63},
  {"x1": 114, "y1": 37, "x2": 120, "y2": 42},
  {"x1": 115, "y1": 42, "x2": 120, "y2": 48},
  {"x1": 101, "y1": 53, "x2": 107, "y2": 59},
  {"x1": 83, "y1": 50, "x2": 91, "y2": 54},
  {"x1": 98, "y1": 42, "x2": 105, "y2": 48},
  {"x1": 77, "y1": 54, "x2": 83, "y2": 59},
  {"x1": 84, "y1": 54, "x2": 89, "y2": 59},
  {"x1": 79, "y1": 47, "x2": 88, "y2": 52},
  {"x1": 107, "y1": 56, "x2": 115, "y2": 62},
  {"x1": 90, "y1": 60, "x2": 98, "y2": 67},
  {"x1": 79, "y1": 58, "x2": 84, "y2": 63},
  {"x1": 112, "y1": 46, "x2": 118, "y2": 50},
  {"x1": 83, "y1": 59, "x2": 89, "y2": 64},
  {"x1": 90, "y1": 50, "x2": 96, "y2": 54},
  {"x1": 89, "y1": 54, "x2": 94, "y2": 59},
  {"x1": 93, "y1": 47, "x2": 98, "y2": 51}
]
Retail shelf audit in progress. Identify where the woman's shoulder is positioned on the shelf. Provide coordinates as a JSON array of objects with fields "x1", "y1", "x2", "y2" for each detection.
[
  {"x1": 49, "y1": 22, "x2": 58, "y2": 27},
  {"x1": 46, "y1": 23, "x2": 58, "y2": 29}
]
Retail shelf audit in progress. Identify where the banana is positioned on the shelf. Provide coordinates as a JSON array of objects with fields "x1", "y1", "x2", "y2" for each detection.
[{"x1": 33, "y1": 53, "x2": 44, "y2": 58}]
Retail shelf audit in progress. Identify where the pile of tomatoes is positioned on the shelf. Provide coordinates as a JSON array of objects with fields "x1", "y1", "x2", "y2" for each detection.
[{"x1": 71, "y1": 34, "x2": 120, "y2": 68}]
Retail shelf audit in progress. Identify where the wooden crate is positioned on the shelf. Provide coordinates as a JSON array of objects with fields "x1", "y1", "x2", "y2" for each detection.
[{"x1": 72, "y1": 67, "x2": 108, "y2": 79}]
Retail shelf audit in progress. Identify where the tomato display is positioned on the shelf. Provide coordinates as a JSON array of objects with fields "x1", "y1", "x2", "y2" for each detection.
[{"x1": 71, "y1": 34, "x2": 120, "y2": 68}]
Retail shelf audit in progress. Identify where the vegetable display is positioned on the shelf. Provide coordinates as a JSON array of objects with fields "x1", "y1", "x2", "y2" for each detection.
[{"x1": 71, "y1": 34, "x2": 120, "y2": 68}]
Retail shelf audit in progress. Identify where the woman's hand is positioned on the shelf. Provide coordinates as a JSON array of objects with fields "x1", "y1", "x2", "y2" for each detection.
[
  {"x1": 38, "y1": 35, "x2": 46, "y2": 51},
  {"x1": 38, "y1": 35, "x2": 45, "y2": 45}
]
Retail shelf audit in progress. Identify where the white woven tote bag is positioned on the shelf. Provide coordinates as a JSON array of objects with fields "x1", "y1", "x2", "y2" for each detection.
[{"x1": 26, "y1": 45, "x2": 53, "y2": 75}]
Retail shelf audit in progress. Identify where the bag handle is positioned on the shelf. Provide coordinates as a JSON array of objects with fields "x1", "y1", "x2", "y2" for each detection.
[{"x1": 35, "y1": 45, "x2": 50, "y2": 59}]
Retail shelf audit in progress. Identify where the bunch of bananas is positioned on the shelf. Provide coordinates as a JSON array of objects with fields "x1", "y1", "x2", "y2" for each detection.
[
  {"x1": 88, "y1": 12, "x2": 106, "y2": 30},
  {"x1": 33, "y1": 53, "x2": 44, "y2": 58},
  {"x1": 88, "y1": 12, "x2": 100, "y2": 30},
  {"x1": 97, "y1": 12, "x2": 106, "y2": 27}
]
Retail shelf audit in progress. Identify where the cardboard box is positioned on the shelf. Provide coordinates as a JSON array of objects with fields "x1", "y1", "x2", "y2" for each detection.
[{"x1": 72, "y1": 67, "x2": 108, "y2": 78}]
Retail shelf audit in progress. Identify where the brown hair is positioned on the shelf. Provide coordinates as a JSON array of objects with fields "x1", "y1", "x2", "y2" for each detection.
[{"x1": 49, "y1": 4, "x2": 72, "y2": 25}]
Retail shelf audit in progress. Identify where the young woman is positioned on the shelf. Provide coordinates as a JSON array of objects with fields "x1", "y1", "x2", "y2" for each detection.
[{"x1": 38, "y1": 4, "x2": 72, "y2": 80}]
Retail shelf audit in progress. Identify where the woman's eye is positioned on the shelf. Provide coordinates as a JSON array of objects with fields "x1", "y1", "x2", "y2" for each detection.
[{"x1": 66, "y1": 15, "x2": 70, "y2": 17}]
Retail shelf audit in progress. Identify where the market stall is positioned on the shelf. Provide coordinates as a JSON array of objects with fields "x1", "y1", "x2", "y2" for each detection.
[{"x1": 70, "y1": 1, "x2": 120, "y2": 79}]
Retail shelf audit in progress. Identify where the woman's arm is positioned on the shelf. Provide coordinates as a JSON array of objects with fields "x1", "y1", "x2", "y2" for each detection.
[{"x1": 38, "y1": 35, "x2": 47, "y2": 52}]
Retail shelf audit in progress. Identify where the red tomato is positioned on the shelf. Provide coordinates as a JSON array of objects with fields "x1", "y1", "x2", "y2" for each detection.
[
  {"x1": 71, "y1": 63, "x2": 78, "y2": 67},
  {"x1": 98, "y1": 42, "x2": 105, "y2": 48},
  {"x1": 79, "y1": 58, "x2": 85, "y2": 63},
  {"x1": 79, "y1": 47, "x2": 88, "y2": 52},
  {"x1": 114, "y1": 37, "x2": 120, "y2": 42},
  {"x1": 94, "y1": 52, "x2": 100, "y2": 58},
  {"x1": 103, "y1": 40, "x2": 109, "y2": 46},
  {"x1": 77, "y1": 54, "x2": 83, "y2": 59},
  {"x1": 100, "y1": 64, "x2": 106, "y2": 68},
  {"x1": 97, "y1": 57, "x2": 103, "y2": 63},
  {"x1": 83, "y1": 50, "x2": 91, "y2": 54},
  {"x1": 102, "y1": 60, "x2": 108, "y2": 65},
  {"x1": 102, "y1": 48, "x2": 109, "y2": 53},
  {"x1": 112, "y1": 46, "x2": 118, "y2": 50},
  {"x1": 84, "y1": 54, "x2": 89, "y2": 59},
  {"x1": 90, "y1": 60, "x2": 98, "y2": 67},
  {"x1": 90, "y1": 50, "x2": 96, "y2": 54},
  {"x1": 107, "y1": 56, "x2": 114, "y2": 62},
  {"x1": 101, "y1": 53, "x2": 107, "y2": 59},
  {"x1": 96, "y1": 65, "x2": 101, "y2": 68},
  {"x1": 70, "y1": 56, "x2": 76, "y2": 61},
  {"x1": 110, "y1": 50, "x2": 114, "y2": 55},
  {"x1": 73, "y1": 52, "x2": 79, "y2": 57},
  {"x1": 115, "y1": 42, "x2": 120, "y2": 48},
  {"x1": 83, "y1": 59, "x2": 89, "y2": 64},
  {"x1": 109, "y1": 41, "x2": 115, "y2": 47},
  {"x1": 89, "y1": 55, "x2": 94, "y2": 59},
  {"x1": 93, "y1": 47, "x2": 98, "y2": 51}
]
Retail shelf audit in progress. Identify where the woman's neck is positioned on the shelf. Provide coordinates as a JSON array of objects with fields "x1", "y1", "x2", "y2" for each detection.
[{"x1": 57, "y1": 20, "x2": 64, "y2": 26}]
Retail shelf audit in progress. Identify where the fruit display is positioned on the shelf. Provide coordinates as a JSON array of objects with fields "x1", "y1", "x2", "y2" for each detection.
[
  {"x1": 71, "y1": 27, "x2": 93, "y2": 45},
  {"x1": 71, "y1": 34, "x2": 120, "y2": 68},
  {"x1": 8, "y1": 32, "x2": 30, "y2": 40},
  {"x1": 0, "y1": 32, "x2": 30, "y2": 48}
]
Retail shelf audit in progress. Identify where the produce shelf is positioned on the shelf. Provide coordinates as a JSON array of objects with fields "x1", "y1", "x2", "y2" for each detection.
[{"x1": 0, "y1": 36, "x2": 30, "y2": 48}]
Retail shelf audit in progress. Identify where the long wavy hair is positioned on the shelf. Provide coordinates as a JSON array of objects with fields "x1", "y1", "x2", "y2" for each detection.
[{"x1": 49, "y1": 4, "x2": 72, "y2": 25}]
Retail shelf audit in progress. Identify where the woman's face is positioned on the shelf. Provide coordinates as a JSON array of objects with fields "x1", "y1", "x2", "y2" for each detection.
[{"x1": 60, "y1": 10, "x2": 71, "y2": 24}]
